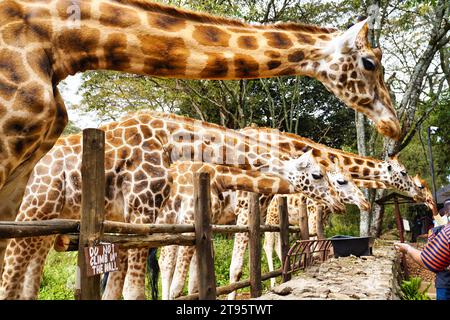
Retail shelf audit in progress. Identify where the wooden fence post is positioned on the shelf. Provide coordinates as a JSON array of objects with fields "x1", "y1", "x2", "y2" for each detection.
[
  {"x1": 278, "y1": 196, "x2": 291, "y2": 282},
  {"x1": 316, "y1": 207, "x2": 325, "y2": 240},
  {"x1": 194, "y1": 172, "x2": 216, "y2": 300},
  {"x1": 299, "y1": 201, "x2": 309, "y2": 241},
  {"x1": 394, "y1": 197, "x2": 405, "y2": 243},
  {"x1": 248, "y1": 192, "x2": 262, "y2": 298},
  {"x1": 76, "y1": 129, "x2": 105, "y2": 300}
]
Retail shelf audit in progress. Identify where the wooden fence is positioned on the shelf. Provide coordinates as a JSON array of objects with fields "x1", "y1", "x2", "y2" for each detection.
[{"x1": 0, "y1": 129, "x2": 325, "y2": 300}]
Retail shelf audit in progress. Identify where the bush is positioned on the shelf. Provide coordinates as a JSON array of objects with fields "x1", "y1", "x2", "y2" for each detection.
[{"x1": 400, "y1": 277, "x2": 431, "y2": 300}]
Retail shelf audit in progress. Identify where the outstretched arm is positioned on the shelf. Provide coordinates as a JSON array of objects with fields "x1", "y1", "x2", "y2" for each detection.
[
  {"x1": 395, "y1": 225, "x2": 450, "y2": 272},
  {"x1": 394, "y1": 243, "x2": 425, "y2": 268}
]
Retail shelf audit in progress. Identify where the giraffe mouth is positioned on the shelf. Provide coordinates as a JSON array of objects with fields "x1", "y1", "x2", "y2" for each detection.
[
  {"x1": 358, "y1": 200, "x2": 371, "y2": 212},
  {"x1": 376, "y1": 118, "x2": 401, "y2": 141},
  {"x1": 425, "y1": 198, "x2": 438, "y2": 215},
  {"x1": 331, "y1": 200, "x2": 345, "y2": 213}
]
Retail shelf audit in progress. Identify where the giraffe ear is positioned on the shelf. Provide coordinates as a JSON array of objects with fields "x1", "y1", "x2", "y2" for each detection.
[
  {"x1": 296, "y1": 150, "x2": 313, "y2": 169},
  {"x1": 389, "y1": 153, "x2": 399, "y2": 161},
  {"x1": 339, "y1": 19, "x2": 369, "y2": 51}
]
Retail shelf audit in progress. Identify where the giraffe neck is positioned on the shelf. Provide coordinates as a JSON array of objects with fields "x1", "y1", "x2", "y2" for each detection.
[
  {"x1": 214, "y1": 165, "x2": 296, "y2": 194},
  {"x1": 353, "y1": 179, "x2": 387, "y2": 189},
  {"x1": 36, "y1": 0, "x2": 338, "y2": 82},
  {"x1": 118, "y1": 112, "x2": 292, "y2": 176},
  {"x1": 242, "y1": 127, "x2": 387, "y2": 182}
]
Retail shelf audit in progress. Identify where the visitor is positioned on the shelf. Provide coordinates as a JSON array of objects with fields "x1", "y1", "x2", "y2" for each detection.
[{"x1": 394, "y1": 201, "x2": 450, "y2": 301}]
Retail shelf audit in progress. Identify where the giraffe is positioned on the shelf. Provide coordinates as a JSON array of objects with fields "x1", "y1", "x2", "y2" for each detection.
[
  {"x1": 160, "y1": 157, "x2": 349, "y2": 300},
  {"x1": 226, "y1": 125, "x2": 423, "y2": 299},
  {"x1": 0, "y1": 0, "x2": 398, "y2": 271},
  {"x1": 0, "y1": 110, "x2": 341, "y2": 300}
]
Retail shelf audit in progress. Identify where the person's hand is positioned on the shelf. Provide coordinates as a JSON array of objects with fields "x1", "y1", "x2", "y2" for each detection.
[{"x1": 394, "y1": 242, "x2": 411, "y2": 254}]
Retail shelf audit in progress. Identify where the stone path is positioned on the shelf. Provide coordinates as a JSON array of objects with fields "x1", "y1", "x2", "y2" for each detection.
[{"x1": 256, "y1": 244, "x2": 402, "y2": 300}]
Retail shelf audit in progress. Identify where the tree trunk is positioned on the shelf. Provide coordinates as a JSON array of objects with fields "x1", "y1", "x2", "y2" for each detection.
[{"x1": 356, "y1": 111, "x2": 371, "y2": 237}]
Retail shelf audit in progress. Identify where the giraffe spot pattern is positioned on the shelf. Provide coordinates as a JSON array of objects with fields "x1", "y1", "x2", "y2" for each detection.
[
  {"x1": 200, "y1": 52, "x2": 229, "y2": 79},
  {"x1": 139, "y1": 34, "x2": 188, "y2": 77},
  {"x1": 0, "y1": 49, "x2": 29, "y2": 83},
  {"x1": 237, "y1": 35, "x2": 259, "y2": 50},
  {"x1": 234, "y1": 54, "x2": 259, "y2": 78},
  {"x1": 263, "y1": 32, "x2": 293, "y2": 49},
  {"x1": 26, "y1": 51, "x2": 52, "y2": 82},
  {"x1": 288, "y1": 50, "x2": 305, "y2": 62},
  {"x1": 104, "y1": 33, "x2": 131, "y2": 70},
  {"x1": 264, "y1": 50, "x2": 281, "y2": 59},
  {"x1": 294, "y1": 33, "x2": 315, "y2": 45},
  {"x1": 193, "y1": 25, "x2": 231, "y2": 47},
  {"x1": 147, "y1": 12, "x2": 186, "y2": 32},
  {"x1": 267, "y1": 60, "x2": 281, "y2": 70},
  {"x1": 99, "y1": 3, "x2": 140, "y2": 28}
]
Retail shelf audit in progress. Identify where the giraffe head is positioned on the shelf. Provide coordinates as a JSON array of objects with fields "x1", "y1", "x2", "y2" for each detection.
[
  {"x1": 317, "y1": 20, "x2": 399, "y2": 140},
  {"x1": 378, "y1": 154, "x2": 422, "y2": 201},
  {"x1": 413, "y1": 174, "x2": 438, "y2": 215},
  {"x1": 327, "y1": 158, "x2": 370, "y2": 211},
  {"x1": 283, "y1": 150, "x2": 345, "y2": 212}
]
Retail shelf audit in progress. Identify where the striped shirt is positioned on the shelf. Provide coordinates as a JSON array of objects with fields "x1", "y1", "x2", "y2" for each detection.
[{"x1": 421, "y1": 224, "x2": 450, "y2": 272}]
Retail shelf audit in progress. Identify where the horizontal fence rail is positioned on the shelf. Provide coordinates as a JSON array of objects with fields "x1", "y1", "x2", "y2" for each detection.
[{"x1": 283, "y1": 239, "x2": 333, "y2": 275}]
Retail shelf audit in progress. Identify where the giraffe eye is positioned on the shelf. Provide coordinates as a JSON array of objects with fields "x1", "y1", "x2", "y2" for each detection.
[
  {"x1": 337, "y1": 179, "x2": 348, "y2": 185},
  {"x1": 362, "y1": 57, "x2": 376, "y2": 71},
  {"x1": 312, "y1": 173, "x2": 323, "y2": 180}
]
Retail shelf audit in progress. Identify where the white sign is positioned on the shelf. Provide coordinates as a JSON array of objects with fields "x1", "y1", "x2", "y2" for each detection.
[{"x1": 403, "y1": 219, "x2": 410, "y2": 232}]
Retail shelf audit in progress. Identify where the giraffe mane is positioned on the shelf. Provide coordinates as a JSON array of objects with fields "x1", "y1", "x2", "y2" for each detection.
[
  {"x1": 243, "y1": 126, "x2": 384, "y2": 163},
  {"x1": 115, "y1": 0, "x2": 337, "y2": 33}
]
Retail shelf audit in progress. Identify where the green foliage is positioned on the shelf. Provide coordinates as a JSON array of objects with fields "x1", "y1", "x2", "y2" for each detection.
[
  {"x1": 400, "y1": 277, "x2": 431, "y2": 300},
  {"x1": 39, "y1": 250, "x2": 77, "y2": 300},
  {"x1": 62, "y1": 121, "x2": 81, "y2": 136},
  {"x1": 325, "y1": 205, "x2": 361, "y2": 237},
  {"x1": 213, "y1": 234, "x2": 281, "y2": 295}
]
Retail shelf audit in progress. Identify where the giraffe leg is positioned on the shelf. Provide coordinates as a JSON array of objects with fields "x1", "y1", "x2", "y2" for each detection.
[
  {"x1": 159, "y1": 245, "x2": 177, "y2": 300},
  {"x1": 227, "y1": 232, "x2": 249, "y2": 300},
  {"x1": 102, "y1": 248, "x2": 128, "y2": 300},
  {"x1": 275, "y1": 232, "x2": 282, "y2": 262},
  {"x1": 169, "y1": 245, "x2": 195, "y2": 299},
  {"x1": 20, "y1": 236, "x2": 55, "y2": 300},
  {"x1": 187, "y1": 252, "x2": 198, "y2": 295},
  {"x1": 122, "y1": 248, "x2": 148, "y2": 300},
  {"x1": 263, "y1": 233, "x2": 276, "y2": 288},
  {"x1": 0, "y1": 236, "x2": 51, "y2": 300}
]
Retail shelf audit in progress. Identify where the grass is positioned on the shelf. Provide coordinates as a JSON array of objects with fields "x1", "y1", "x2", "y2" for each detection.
[
  {"x1": 39, "y1": 235, "x2": 283, "y2": 300},
  {"x1": 39, "y1": 250, "x2": 78, "y2": 300}
]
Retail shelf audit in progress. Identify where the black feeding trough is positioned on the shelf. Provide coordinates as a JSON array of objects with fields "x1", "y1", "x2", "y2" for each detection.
[{"x1": 329, "y1": 235, "x2": 373, "y2": 258}]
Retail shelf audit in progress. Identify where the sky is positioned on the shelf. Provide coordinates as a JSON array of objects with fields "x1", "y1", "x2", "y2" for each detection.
[{"x1": 58, "y1": 74, "x2": 101, "y2": 129}]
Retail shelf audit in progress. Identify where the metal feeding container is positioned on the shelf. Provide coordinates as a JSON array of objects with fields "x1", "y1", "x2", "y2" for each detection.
[{"x1": 329, "y1": 235, "x2": 373, "y2": 258}]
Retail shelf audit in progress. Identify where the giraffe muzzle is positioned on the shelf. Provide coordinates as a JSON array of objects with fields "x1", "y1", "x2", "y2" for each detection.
[{"x1": 376, "y1": 118, "x2": 401, "y2": 141}]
